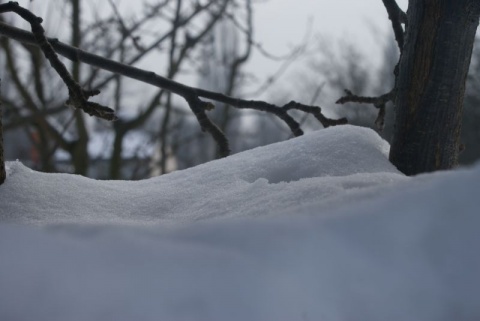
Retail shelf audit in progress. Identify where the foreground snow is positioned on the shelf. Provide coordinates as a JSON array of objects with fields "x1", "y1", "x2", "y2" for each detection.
[{"x1": 0, "y1": 125, "x2": 479, "y2": 321}]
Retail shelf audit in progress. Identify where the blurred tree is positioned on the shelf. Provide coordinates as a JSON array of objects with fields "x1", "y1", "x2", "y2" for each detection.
[
  {"x1": 261, "y1": 35, "x2": 396, "y2": 146},
  {"x1": 175, "y1": 0, "x2": 252, "y2": 168},
  {"x1": 0, "y1": 0, "x2": 338, "y2": 183},
  {"x1": 0, "y1": 0, "x2": 251, "y2": 178}
]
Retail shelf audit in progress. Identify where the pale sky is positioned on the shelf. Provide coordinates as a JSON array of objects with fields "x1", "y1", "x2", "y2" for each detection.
[
  {"x1": 251, "y1": 0, "x2": 409, "y2": 83},
  {"x1": 255, "y1": 0, "x2": 408, "y2": 47}
]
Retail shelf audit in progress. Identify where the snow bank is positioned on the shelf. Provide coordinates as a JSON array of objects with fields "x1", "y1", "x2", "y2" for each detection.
[
  {"x1": 1, "y1": 125, "x2": 479, "y2": 321},
  {"x1": 0, "y1": 125, "x2": 403, "y2": 225}
]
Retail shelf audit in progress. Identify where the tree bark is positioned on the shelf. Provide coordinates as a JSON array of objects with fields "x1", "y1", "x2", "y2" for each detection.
[
  {"x1": 0, "y1": 80, "x2": 5, "y2": 185},
  {"x1": 389, "y1": 0, "x2": 480, "y2": 175}
]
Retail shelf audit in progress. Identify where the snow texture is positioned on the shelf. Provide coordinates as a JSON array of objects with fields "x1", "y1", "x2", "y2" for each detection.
[{"x1": 1, "y1": 125, "x2": 479, "y2": 321}]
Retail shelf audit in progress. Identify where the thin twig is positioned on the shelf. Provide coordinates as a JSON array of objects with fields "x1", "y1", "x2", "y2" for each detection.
[{"x1": 336, "y1": 89, "x2": 394, "y2": 106}]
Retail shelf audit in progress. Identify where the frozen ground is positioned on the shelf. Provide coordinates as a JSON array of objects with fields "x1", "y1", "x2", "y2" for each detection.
[{"x1": 1, "y1": 125, "x2": 479, "y2": 321}]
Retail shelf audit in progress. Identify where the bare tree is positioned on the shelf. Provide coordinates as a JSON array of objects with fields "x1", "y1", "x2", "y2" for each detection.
[
  {"x1": 174, "y1": 0, "x2": 253, "y2": 167},
  {"x1": 104, "y1": 0, "x2": 236, "y2": 178},
  {"x1": 0, "y1": 0, "x2": 254, "y2": 178}
]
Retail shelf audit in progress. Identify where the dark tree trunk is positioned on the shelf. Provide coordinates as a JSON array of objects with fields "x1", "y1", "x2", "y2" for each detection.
[
  {"x1": 389, "y1": 0, "x2": 480, "y2": 175},
  {"x1": 0, "y1": 81, "x2": 5, "y2": 185}
]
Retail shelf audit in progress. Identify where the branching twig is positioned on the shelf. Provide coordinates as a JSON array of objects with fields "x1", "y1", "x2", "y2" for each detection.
[
  {"x1": 0, "y1": 1, "x2": 116, "y2": 121},
  {"x1": 0, "y1": 7, "x2": 346, "y2": 157},
  {"x1": 283, "y1": 101, "x2": 348, "y2": 128},
  {"x1": 381, "y1": 0, "x2": 407, "y2": 52},
  {"x1": 336, "y1": 89, "x2": 395, "y2": 131}
]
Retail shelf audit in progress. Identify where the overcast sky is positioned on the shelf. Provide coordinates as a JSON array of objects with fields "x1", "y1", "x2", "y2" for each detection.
[
  {"x1": 250, "y1": 0, "x2": 408, "y2": 83},
  {"x1": 256, "y1": 0, "x2": 408, "y2": 51}
]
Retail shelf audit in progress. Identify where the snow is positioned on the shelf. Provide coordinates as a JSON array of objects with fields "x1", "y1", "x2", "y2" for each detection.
[{"x1": 1, "y1": 125, "x2": 479, "y2": 321}]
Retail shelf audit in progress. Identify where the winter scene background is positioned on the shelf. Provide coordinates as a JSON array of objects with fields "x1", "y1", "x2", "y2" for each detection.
[{"x1": 1, "y1": 0, "x2": 480, "y2": 320}]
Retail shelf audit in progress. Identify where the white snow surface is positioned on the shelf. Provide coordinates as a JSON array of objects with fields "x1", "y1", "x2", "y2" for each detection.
[{"x1": 1, "y1": 125, "x2": 479, "y2": 321}]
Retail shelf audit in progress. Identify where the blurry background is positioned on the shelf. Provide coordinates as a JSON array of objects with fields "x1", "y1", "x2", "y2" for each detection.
[{"x1": 0, "y1": 0, "x2": 478, "y2": 179}]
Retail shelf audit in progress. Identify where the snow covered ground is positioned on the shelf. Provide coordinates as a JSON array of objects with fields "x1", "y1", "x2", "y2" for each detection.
[{"x1": 0, "y1": 125, "x2": 479, "y2": 321}]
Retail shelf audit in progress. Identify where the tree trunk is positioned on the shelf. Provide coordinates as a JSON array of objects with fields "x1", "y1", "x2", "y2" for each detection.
[
  {"x1": 389, "y1": 0, "x2": 480, "y2": 175},
  {"x1": 0, "y1": 80, "x2": 5, "y2": 185}
]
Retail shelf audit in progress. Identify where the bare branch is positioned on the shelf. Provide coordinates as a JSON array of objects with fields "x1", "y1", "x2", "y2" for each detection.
[
  {"x1": 381, "y1": 0, "x2": 407, "y2": 52},
  {"x1": 336, "y1": 89, "x2": 394, "y2": 106},
  {"x1": 336, "y1": 89, "x2": 394, "y2": 131},
  {"x1": 0, "y1": 16, "x2": 346, "y2": 157},
  {"x1": 283, "y1": 101, "x2": 348, "y2": 128}
]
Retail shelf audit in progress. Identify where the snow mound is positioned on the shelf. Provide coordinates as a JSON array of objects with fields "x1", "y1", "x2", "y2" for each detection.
[{"x1": 0, "y1": 125, "x2": 402, "y2": 225}]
